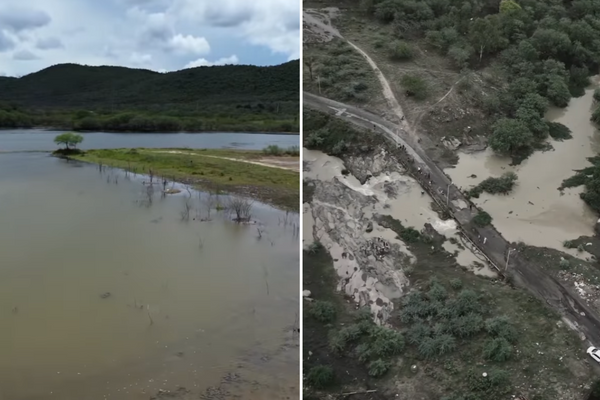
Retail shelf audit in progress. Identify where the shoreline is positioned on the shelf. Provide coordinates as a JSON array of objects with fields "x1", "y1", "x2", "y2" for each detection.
[
  {"x1": 0, "y1": 127, "x2": 300, "y2": 135},
  {"x1": 59, "y1": 148, "x2": 299, "y2": 211}
]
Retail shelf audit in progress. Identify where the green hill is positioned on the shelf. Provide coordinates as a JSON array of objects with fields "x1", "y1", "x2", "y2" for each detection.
[{"x1": 0, "y1": 61, "x2": 299, "y2": 133}]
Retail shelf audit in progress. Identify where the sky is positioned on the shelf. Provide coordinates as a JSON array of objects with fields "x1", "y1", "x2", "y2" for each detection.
[{"x1": 0, "y1": 0, "x2": 300, "y2": 77}]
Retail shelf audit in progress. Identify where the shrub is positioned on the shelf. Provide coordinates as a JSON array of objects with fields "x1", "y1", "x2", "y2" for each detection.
[
  {"x1": 308, "y1": 300, "x2": 337, "y2": 323},
  {"x1": 400, "y1": 74, "x2": 428, "y2": 100},
  {"x1": 389, "y1": 40, "x2": 414, "y2": 61},
  {"x1": 449, "y1": 278, "x2": 463, "y2": 290},
  {"x1": 428, "y1": 283, "x2": 448, "y2": 302},
  {"x1": 592, "y1": 106, "x2": 600, "y2": 125},
  {"x1": 418, "y1": 336, "x2": 438, "y2": 358},
  {"x1": 368, "y1": 359, "x2": 391, "y2": 377},
  {"x1": 453, "y1": 289, "x2": 483, "y2": 316},
  {"x1": 450, "y1": 312, "x2": 484, "y2": 338},
  {"x1": 473, "y1": 211, "x2": 492, "y2": 227},
  {"x1": 262, "y1": 145, "x2": 283, "y2": 156},
  {"x1": 306, "y1": 365, "x2": 334, "y2": 389},
  {"x1": 436, "y1": 333, "x2": 457, "y2": 355},
  {"x1": 368, "y1": 326, "x2": 405, "y2": 358},
  {"x1": 406, "y1": 322, "x2": 432, "y2": 345},
  {"x1": 548, "y1": 122, "x2": 572, "y2": 140},
  {"x1": 595, "y1": 88, "x2": 600, "y2": 102},
  {"x1": 468, "y1": 172, "x2": 517, "y2": 198},
  {"x1": 484, "y1": 316, "x2": 517, "y2": 343},
  {"x1": 483, "y1": 337, "x2": 513, "y2": 362}
]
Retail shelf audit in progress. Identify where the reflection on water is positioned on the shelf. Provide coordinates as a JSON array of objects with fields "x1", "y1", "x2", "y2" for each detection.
[
  {"x1": 0, "y1": 130, "x2": 299, "y2": 152},
  {"x1": 446, "y1": 81, "x2": 600, "y2": 251},
  {"x1": 0, "y1": 153, "x2": 299, "y2": 400}
]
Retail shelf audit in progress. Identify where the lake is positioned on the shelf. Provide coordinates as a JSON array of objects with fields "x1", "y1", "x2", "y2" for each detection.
[
  {"x1": 0, "y1": 129, "x2": 299, "y2": 152},
  {"x1": 0, "y1": 136, "x2": 299, "y2": 399}
]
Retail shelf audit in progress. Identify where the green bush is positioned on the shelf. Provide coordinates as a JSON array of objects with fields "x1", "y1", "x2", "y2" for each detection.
[
  {"x1": 428, "y1": 283, "x2": 448, "y2": 302},
  {"x1": 467, "y1": 172, "x2": 518, "y2": 198},
  {"x1": 594, "y1": 88, "x2": 600, "y2": 102},
  {"x1": 262, "y1": 145, "x2": 284, "y2": 156},
  {"x1": 368, "y1": 359, "x2": 391, "y2": 377},
  {"x1": 306, "y1": 365, "x2": 334, "y2": 389},
  {"x1": 406, "y1": 322, "x2": 432, "y2": 345},
  {"x1": 400, "y1": 74, "x2": 428, "y2": 100},
  {"x1": 548, "y1": 122, "x2": 572, "y2": 140},
  {"x1": 368, "y1": 326, "x2": 405, "y2": 358},
  {"x1": 473, "y1": 211, "x2": 492, "y2": 227},
  {"x1": 592, "y1": 106, "x2": 600, "y2": 125},
  {"x1": 484, "y1": 316, "x2": 517, "y2": 343},
  {"x1": 449, "y1": 278, "x2": 463, "y2": 290},
  {"x1": 389, "y1": 40, "x2": 414, "y2": 61},
  {"x1": 483, "y1": 337, "x2": 513, "y2": 362},
  {"x1": 308, "y1": 300, "x2": 337, "y2": 323},
  {"x1": 449, "y1": 312, "x2": 484, "y2": 338}
]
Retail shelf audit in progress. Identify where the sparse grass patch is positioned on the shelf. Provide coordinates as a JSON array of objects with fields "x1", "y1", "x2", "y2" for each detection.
[
  {"x1": 400, "y1": 74, "x2": 428, "y2": 100},
  {"x1": 304, "y1": 39, "x2": 377, "y2": 104},
  {"x1": 308, "y1": 300, "x2": 337, "y2": 323},
  {"x1": 69, "y1": 147, "x2": 299, "y2": 210},
  {"x1": 262, "y1": 145, "x2": 300, "y2": 156},
  {"x1": 306, "y1": 365, "x2": 335, "y2": 389},
  {"x1": 389, "y1": 40, "x2": 414, "y2": 61}
]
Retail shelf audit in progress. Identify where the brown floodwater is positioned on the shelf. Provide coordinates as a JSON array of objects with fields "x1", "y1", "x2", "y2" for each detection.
[
  {"x1": 445, "y1": 80, "x2": 600, "y2": 253},
  {"x1": 303, "y1": 149, "x2": 491, "y2": 277},
  {"x1": 0, "y1": 153, "x2": 299, "y2": 400}
]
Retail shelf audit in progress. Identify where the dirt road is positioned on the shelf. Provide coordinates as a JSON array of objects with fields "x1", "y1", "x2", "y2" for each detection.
[
  {"x1": 305, "y1": 91, "x2": 600, "y2": 346},
  {"x1": 150, "y1": 150, "x2": 299, "y2": 171}
]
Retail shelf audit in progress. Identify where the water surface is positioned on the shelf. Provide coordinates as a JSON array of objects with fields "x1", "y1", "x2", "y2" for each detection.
[
  {"x1": 445, "y1": 81, "x2": 600, "y2": 251},
  {"x1": 0, "y1": 129, "x2": 299, "y2": 152},
  {"x1": 0, "y1": 153, "x2": 299, "y2": 399}
]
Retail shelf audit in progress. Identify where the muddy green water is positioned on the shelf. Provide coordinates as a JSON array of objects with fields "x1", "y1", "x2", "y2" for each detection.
[{"x1": 0, "y1": 153, "x2": 299, "y2": 399}]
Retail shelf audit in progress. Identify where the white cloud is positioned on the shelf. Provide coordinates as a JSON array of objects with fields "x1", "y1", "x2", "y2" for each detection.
[
  {"x1": 184, "y1": 54, "x2": 238, "y2": 69},
  {"x1": 169, "y1": 34, "x2": 210, "y2": 55},
  {"x1": 0, "y1": 0, "x2": 299, "y2": 76}
]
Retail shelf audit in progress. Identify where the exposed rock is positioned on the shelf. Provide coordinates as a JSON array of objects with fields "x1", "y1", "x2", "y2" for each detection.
[{"x1": 441, "y1": 136, "x2": 462, "y2": 151}]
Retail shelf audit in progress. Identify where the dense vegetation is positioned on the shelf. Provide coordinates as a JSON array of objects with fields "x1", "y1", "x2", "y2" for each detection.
[
  {"x1": 357, "y1": 0, "x2": 600, "y2": 160},
  {"x1": 562, "y1": 155, "x2": 600, "y2": 214},
  {"x1": 0, "y1": 61, "x2": 299, "y2": 133}
]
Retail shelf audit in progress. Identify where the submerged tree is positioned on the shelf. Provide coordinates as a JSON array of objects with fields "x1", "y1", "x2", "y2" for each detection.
[
  {"x1": 226, "y1": 196, "x2": 254, "y2": 222},
  {"x1": 54, "y1": 132, "x2": 83, "y2": 150}
]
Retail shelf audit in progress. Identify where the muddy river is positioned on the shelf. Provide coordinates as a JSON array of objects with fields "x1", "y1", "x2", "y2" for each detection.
[
  {"x1": 446, "y1": 81, "x2": 600, "y2": 252},
  {"x1": 0, "y1": 152, "x2": 299, "y2": 399}
]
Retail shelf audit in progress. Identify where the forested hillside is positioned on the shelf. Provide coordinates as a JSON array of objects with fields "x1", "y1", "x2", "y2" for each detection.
[
  {"x1": 0, "y1": 61, "x2": 299, "y2": 133},
  {"x1": 356, "y1": 0, "x2": 600, "y2": 159}
]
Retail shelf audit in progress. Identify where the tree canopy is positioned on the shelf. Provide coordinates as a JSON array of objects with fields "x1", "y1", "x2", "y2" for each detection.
[
  {"x1": 359, "y1": 0, "x2": 600, "y2": 160},
  {"x1": 54, "y1": 132, "x2": 83, "y2": 149}
]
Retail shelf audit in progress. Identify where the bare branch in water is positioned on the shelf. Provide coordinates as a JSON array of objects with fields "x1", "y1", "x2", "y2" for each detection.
[
  {"x1": 262, "y1": 264, "x2": 269, "y2": 295},
  {"x1": 226, "y1": 196, "x2": 254, "y2": 223}
]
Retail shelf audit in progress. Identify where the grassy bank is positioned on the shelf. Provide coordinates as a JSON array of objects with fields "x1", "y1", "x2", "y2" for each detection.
[{"x1": 68, "y1": 148, "x2": 299, "y2": 210}]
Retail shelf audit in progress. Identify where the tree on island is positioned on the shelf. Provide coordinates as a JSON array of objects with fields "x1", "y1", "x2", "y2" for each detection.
[{"x1": 54, "y1": 132, "x2": 83, "y2": 150}]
